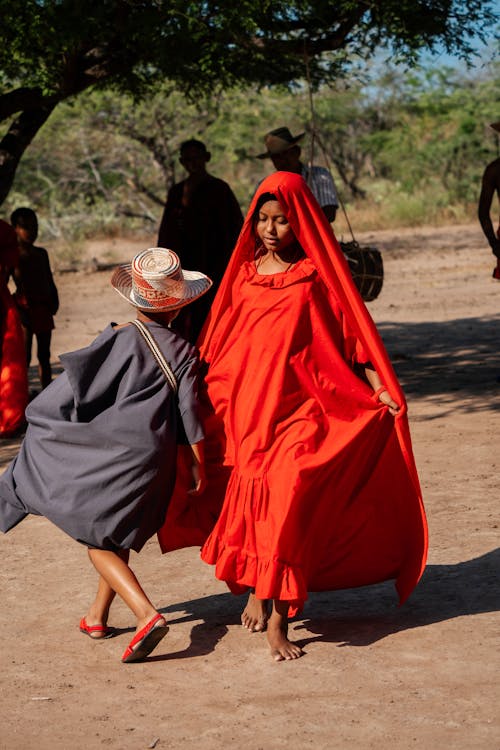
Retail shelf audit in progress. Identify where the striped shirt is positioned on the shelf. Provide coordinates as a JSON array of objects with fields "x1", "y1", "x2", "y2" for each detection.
[{"x1": 301, "y1": 165, "x2": 339, "y2": 209}]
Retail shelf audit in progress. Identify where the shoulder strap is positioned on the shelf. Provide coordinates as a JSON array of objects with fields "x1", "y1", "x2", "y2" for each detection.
[{"x1": 131, "y1": 319, "x2": 178, "y2": 394}]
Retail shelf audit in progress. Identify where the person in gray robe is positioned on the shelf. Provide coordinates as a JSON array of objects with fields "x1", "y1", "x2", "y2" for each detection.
[{"x1": 0, "y1": 247, "x2": 212, "y2": 663}]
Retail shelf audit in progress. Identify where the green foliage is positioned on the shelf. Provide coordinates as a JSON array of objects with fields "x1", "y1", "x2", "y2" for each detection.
[
  {"x1": 2, "y1": 59, "x2": 499, "y2": 256},
  {"x1": 362, "y1": 64, "x2": 500, "y2": 209},
  {"x1": 1, "y1": 0, "x2": 498, "y2": 208}
]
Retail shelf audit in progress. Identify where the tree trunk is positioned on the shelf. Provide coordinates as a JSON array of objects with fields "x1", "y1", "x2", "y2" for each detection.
[{"x1": 0, "y1": 103, "x2": 58, "y2": 206}]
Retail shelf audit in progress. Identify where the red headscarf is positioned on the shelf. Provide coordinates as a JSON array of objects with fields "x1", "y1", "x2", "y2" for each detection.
[
  {"x1": 200, "y1": 171, "x2": 421, "y2": 502},
  {"x1": 161, "y1": 173, "x2": 427, "y2": 604}
]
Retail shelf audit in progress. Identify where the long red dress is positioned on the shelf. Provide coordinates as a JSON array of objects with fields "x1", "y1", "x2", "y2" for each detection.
[
  {"x1": 0, "y1": 220, "x2": 28, "y2": 436},
  {"x1": 158, "y1": 172, "x2": 427, "y2": 613}
]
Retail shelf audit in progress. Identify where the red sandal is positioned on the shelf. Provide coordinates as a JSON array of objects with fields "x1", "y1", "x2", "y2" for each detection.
[
  {"x1": 79, "y1": 617, "x2": 113, "y2": 639},
  {"x1": 121, "y1": 613, "x2": 169, "y2": 663}
]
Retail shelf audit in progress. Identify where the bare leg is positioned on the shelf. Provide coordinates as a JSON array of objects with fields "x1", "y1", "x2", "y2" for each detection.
[
  {"x1": 87, "y1": 548, "x2": 166, "y2": 636},
  {"x1": 81, "y1": 549, "x2": 127, "y2": 638},
  {"x1": 241, "y1": 592, "x2": 269, "y2": 632},
  {"x1": 267, "y1": 599, "x2": 303, "y2": 661}
]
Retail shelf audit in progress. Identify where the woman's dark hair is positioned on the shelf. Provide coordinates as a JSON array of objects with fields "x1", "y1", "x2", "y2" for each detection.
[
  {"x1": 252, "y1": 192, "x2": 277, "y2": 221},
  {"x1": 252, "y1": 193, "x2": 277, "y2": 253}
]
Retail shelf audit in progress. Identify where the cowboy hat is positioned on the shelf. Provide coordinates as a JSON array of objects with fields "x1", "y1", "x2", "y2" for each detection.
[
  {"x1": 257, "y1": 127, "x2": 305, "y2": 159},
  {"x1": 111, "y1": 247, "x2": 212, "y2": 312},
  {"x1": 490, "y1": 121, "x2": 500, "y2": 133}
]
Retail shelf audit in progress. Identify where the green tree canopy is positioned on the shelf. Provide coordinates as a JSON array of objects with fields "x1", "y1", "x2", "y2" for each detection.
[
  {"x1": 0, "y1": 0, "x2": 497, "y2": 204},
  {"x1": 6, "y1": 60, "x2": 498, "y2": 249}
]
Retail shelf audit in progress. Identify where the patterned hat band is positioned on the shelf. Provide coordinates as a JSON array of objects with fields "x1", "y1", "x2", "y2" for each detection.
[
  {"x1": 132, "y1": 249, "x2": 186, "y2": 306},
  {"x1": 111, "y1": 247, "x2": 212, "y2": 312}
]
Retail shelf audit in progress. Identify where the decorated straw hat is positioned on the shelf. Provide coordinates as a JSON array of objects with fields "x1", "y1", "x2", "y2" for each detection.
[
  {"x1": 111, "y1": 247, "x2": 212, "y2": 312},
  {"x1": 257, "y1": 127, "x2": 305, "y2": 159}
]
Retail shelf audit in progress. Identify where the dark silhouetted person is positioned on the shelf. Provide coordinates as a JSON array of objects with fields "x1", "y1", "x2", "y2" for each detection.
[
  {"x1": 157, "y1": 139, "x2": 243, "y2": 342},
  {"x1": 478, "y1": 121, "x2": 500, "y2": 278},
  {"x1": 10, "y1": 207, "x2": 59, "y2": 389}
]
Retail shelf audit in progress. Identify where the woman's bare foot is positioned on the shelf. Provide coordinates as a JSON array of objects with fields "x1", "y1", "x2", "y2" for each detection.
[
  {"x1": 267, "y1": 600, "x2": 303, "y2": 661},
  {"x1": 241, "y1": 592, "x2": 269, "y2": 632}
]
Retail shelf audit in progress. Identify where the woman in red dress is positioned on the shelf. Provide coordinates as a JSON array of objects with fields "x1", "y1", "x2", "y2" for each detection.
[
  {"x1": 159, "y1": 172, "x2": 428, "y2": 661},
  {"x1": 0, "y1": 219, "x2": 28, "y2": 436}
]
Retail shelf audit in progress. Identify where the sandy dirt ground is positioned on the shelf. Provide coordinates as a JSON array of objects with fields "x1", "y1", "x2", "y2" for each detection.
[{"x1": 0, "y1": 223, "x2": 498, "y2": 750}]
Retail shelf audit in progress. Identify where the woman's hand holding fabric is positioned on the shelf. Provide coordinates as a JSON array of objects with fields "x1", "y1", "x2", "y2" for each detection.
[{"x1": 378, "y1": 389, "x2": 400, "y2": 416}]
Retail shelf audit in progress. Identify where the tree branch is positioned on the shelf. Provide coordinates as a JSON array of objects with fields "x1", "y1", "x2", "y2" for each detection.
[
  {"x1": 234, "y1": 8, "x2": 366, "y2": 57},
  {"x1": 0, "y1": 88, "x2": 59, "y2": 121},
  {"x1": 0, "y1": 104, "x2": 57, "y2": 204},
  {"x1": 125, "y1": 176, "x2": 165, "y2": 207}
]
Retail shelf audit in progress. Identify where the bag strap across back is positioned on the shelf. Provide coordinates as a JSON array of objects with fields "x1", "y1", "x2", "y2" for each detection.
[{"x1": 131, "y1": 319, "x2": 178, "y2": 394}]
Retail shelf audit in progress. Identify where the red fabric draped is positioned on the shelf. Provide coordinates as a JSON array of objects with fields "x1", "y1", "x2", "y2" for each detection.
[
  {"x1": 0, "y1": 220, "x2": 28, "y2": 436},
  {"x1": 158, "y1": 172, "x2": 428, "y2": 610}
]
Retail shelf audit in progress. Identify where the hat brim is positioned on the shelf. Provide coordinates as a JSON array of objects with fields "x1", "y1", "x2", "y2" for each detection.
[
  {"x1": 111, "y1": 264, "x2": 212, "y2": 312},
  {"x1": 256, "y1": 132, "x2": 305, "y2": 159}
]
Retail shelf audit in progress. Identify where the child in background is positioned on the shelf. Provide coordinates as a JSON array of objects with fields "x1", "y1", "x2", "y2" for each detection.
[
  {"x1": 0, "y1": 247, "x2": 211, "y2": 663},
  {"x1": 10, "y1": 207, "x2": 59, "y2": 390}
]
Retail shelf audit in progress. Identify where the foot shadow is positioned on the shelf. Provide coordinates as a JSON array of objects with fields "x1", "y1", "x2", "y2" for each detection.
[
  {"x1": 147, "y1": 548, "x2": 499, "y2": 660},
  {"x1": 146, "y1": 593, "x2": 246, "y2": 662},
  {"x1": 294, "y1": 547, "x2": 500, "y2": 648}
]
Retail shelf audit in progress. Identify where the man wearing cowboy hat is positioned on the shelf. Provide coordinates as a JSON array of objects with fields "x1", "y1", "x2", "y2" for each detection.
[
  {"x1": 257, "y1": 126, "x2": 339, "y2": 222},
  {"x1": 478, "y1": 121, "x2": 500, "y2": 266}
]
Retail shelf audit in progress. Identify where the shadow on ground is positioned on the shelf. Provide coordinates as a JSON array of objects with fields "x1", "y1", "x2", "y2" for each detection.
[
  {"x1": 150, "y1": 548, "x2": 499, "y2": 661},
  {"x1": 377, "y1": 314, "x2": 500, "y2": 414},
  {"x1": 2, "y1": 313, "x2": 498, "y2": 468}
]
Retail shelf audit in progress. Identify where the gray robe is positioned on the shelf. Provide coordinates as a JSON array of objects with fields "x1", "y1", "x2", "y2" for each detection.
[{"x1": 0, "y1": 321, "x2": 204, "y2": 551}]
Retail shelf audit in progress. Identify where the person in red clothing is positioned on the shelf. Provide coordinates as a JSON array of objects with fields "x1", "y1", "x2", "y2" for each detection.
[
  {"x1": 0, "y1": 219, "x2": 28, "y2": 436},
  {"x1": 10, "y1": 207, "x2": 59, "y2": 389},
  {"x1": 158, "y1": 172, "x2": 428, "y2": 662}
]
